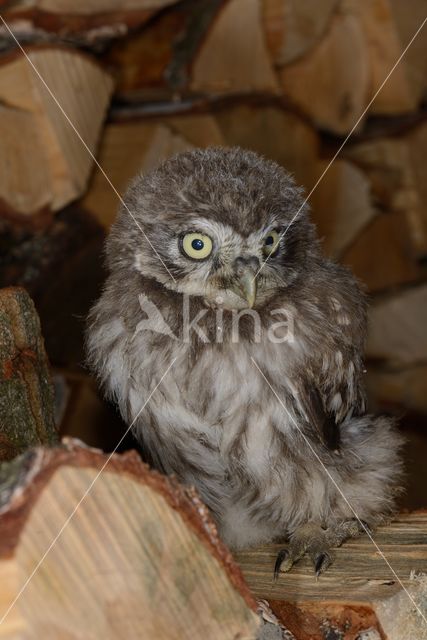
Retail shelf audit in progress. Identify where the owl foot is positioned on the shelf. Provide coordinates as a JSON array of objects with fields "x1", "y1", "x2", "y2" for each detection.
[{"x1": 274, "y1": 519, "x2": 370, "y2": 579}]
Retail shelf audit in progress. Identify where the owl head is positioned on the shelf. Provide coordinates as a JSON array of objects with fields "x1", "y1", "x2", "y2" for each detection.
[{"x1": 107, "y1": 147, "x2": 320, "y2": 309}]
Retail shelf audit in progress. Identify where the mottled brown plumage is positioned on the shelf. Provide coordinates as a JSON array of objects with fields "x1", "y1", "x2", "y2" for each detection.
[{"x1": 87, "y1": 147, "x2": 403, "y2": 574}]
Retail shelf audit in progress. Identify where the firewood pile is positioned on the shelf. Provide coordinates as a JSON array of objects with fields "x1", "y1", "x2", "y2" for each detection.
[
  {"x1": 1, "y1": 0, "x2": 427, "y2": 419},
  {"x1": 1, "y1": 1, "x2": 427, "y2": 637}
]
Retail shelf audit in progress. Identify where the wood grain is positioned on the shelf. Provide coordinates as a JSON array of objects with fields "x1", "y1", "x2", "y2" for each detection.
[
  {"x1": 235, "y1": 511, "x2": 427, "y2": 603},
  {"x1": 0, "y1": 439, "x2": 259, "y2": 639}
]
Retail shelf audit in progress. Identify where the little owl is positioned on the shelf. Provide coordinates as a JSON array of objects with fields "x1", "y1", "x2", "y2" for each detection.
[{"x1": 87, "y1": 147, "x2": 403, "y2": 576}]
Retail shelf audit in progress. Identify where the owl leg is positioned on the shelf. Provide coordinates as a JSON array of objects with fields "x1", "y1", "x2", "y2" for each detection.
[{"x1": 274, "y1": 519, "x2": 369, "y2": 579}]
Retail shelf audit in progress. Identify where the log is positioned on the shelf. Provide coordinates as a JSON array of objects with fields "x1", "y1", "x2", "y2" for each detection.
[
  {"x1": 104, "y1": 0, "x2": 224, "y2": 102},
  {"x1": 366, "y1": 284, "x2": 427, "y2": 368},
  {"x1": 261, "y1": 0, "x2": 339, "y2": 66},
  {"x1": 357, "y1": 0, "x2": 415, "y2": 115},
  {"x1": 0, "y1": 0, "x2": 179, "y2": 45},
  {"x1": 0, "y1": 439, "x2": 260, "y2": 639},
  {"x1": 0, "y1": 47, "x2": 113, "y2": 220},
  {"x1": 190, "y1": 0, "x2": 280, "y2": 96},
  {"x1": 82, "y1": 115, "x2": 224, "y2": 228},
  {"x1": 340, "y1": 135, "x2": 427, "y2": 287},
  {"x1": 0, "y1": 287, "x2": 58, "y2": 461},
  {"x1": 341, "y1": 210, "x2": 422, "y2": 292},
  {"x1": 310, "y1": 158, "x2": 376, "y2": 257},
  {"x1": 235, "y1": 511, "x2": 427, "y2": 640},
  {"x1": 215, "y1": 103, "x2": 320, "y2": 193},
  {"x1": 279, "y1": 9, "x2": 370, "y2": 134},
  {"x1": 403, "y1": 120, "x2": 427, "y2": 260},
  {"x1": 345, "y1": 134, "x2": 427, "y2": 261},
  {"x1": 389, "y1": 0, "x2": 427, "y2": 106}
]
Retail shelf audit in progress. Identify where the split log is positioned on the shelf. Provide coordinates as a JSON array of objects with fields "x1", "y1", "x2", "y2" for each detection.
[
  {"x1": 341, "y1": 210, "x2": 422, "y2": 292},
  {"x1": 82, "y1": 115, "x2": 224, "y2": 228},
  {"x1": 345, "y1": 134, "x2": 427, "y2": 261},
  {"x1": 190, "y1": 0, "x2": 280, "y2": 96},
  {"x1": 0, "y1": 0, "x2": 179, "y2": 46},
  {"x1": 236, "y1": 511, "x2": 427, "y2": 640},
  {"x1": 339, "y1": 135, "x2": 427, "y2": 287},
  {"x1": 310, "y1": 158, "x2": 376, "y2": 257},
  {"x1": 0, "y1": 47, "x2": 113, "y2": 220},
  {"x1": 366, "y1": 284, "x2": 427, "y2": 368},
  {"x1": 0, "y1": 439, "x2": 260, "y2": 639},
  {"x1": 104, "y1": 0, "x2": 224, "y2": 102},
  {"x1": 0, "y1": 287, "x2": 58, "y2": 461},
  {"x1": 261, "y1": 0, "x2": 340, "y2": 66},
  {"x1": 279, "y1": 9, "x2": 370, "y2": 135},
  {"x1": 403, "y1": 120, "x2": 427, "y2": 260},
  {"x1": 389, "y1": 0, "x2": 427, "y2": 106},
  {"x1": 215, "y1": 104, "x2": 320, "y2": 193},
  {"x1": 357, "y1": 0, "x2": 415, "y2": 115}
]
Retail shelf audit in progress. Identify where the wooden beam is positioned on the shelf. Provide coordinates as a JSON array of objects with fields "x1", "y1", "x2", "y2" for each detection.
[{"x1": 235, "y1": 511, "x2": 427, "y2": 639}]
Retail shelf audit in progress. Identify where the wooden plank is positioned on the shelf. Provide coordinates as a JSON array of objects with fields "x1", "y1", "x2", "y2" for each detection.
[{"x1": 235, "y1": 512, "x2": 427, "y2": 604}]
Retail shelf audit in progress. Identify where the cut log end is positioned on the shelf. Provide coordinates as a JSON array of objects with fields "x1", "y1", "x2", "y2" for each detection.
[{"x1": 0, "y1": 439, "x2": 260, "y2": 640}]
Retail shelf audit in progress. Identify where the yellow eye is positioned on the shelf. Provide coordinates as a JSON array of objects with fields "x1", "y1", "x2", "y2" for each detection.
[
  {"x1": 181, "y1": 233, "x2": 213, "y2": 260},
  {"x1": 263, "y1": 230, "x2": 280, "y2": 256}
]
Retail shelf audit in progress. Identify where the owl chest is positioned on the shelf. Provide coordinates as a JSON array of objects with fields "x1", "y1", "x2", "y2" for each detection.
[{"x1": 166, "y1": 339, "x2": 304, "y2": 470}]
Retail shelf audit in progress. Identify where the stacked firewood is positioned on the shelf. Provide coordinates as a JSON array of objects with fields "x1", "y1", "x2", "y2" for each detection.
[
  {"x1": 1, "y1": 0, "x2": 427, "y2": 420},
  {"x1": 1, "y1": 3, "x2": 427, "y2": 637}
]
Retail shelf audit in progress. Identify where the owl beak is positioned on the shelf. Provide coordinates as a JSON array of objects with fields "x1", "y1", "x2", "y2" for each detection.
[{"x1": 237, "y1": 268, "x2": 257, "y2": 308}]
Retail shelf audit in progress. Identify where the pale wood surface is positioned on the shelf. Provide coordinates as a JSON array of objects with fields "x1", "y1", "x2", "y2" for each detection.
[
  {"x1": 311, "y1": 158, "x2": 376, "y2": 257},
  {"x1": 191, "y1": 0, "x2": 280, "y2": 95},
  {"x1": 0, "y1": 440, "x2": 259, "y2": 640},
  {"x1": 279, "y1": 10, "x2": 370, "y2": 134},
  {"x1": 262, "y1": 0, "x2": 339, "y2": 65},
  {"x1": 358, "y1": 0, "x2": 415, "y2": 114},
  {"x1": 0, "y1": 48, "x2": 113, "y2": 218},
  {"x1": 82, "y1": 116, "x2": 224, "y2": 229},
  {"x1": 235, "y1": 511, "x2": 427, "y2": 603}
]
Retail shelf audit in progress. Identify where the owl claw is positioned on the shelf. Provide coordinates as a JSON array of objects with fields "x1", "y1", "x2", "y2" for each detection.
[
  {"x1": 314, "y1": 551, "x2": 332, "y2": 576},
  {"x1": 274, "y1": 549, "x2": 291, "y2": 579},
  {"x1": 273, "y1": 519, "x2": 370, "y2": 579}
]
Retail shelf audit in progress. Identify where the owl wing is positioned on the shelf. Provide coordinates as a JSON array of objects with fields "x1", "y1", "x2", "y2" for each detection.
[{"x1": 293, "y1": 276, "x2": 367, "y2": 451}]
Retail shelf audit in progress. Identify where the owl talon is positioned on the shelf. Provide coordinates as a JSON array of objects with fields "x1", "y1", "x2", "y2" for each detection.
[
  {"x1": 314, "y1": 551, "x2": 332, "y2": 576},
  {"x1": 273, "y1": 519, "x2": 370, "y2": 578},
  {"x1": 274, "y1": 549, "x2": 292, "y2": 579}
]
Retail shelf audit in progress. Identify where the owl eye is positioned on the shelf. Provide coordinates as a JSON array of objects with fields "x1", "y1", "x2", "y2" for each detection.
[
  {"x1": 181, "y1": 232, "x2": 213, "y2": 260},
  {"x1": 263, "y1": 230, "x2": 280, "y2": 256}
]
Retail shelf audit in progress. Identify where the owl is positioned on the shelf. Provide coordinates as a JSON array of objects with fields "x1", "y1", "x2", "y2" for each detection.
[{"x1": 87, "y1": 147, "x2": 403, "y2": 576}]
